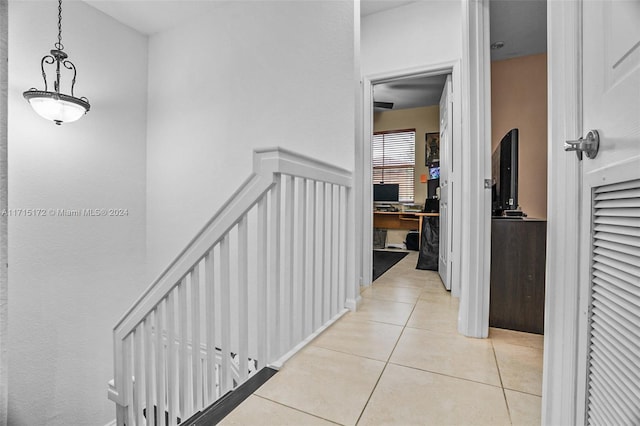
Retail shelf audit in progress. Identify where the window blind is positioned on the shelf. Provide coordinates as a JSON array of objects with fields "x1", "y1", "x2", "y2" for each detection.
[{"x1": 373, "y1": 130, "x2": 416, "y2": 202}]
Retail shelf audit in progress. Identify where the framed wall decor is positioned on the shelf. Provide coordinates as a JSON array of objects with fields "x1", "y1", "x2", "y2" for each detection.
[{"x1": 425, "y1": 132, "x2": 440, "y2": 165}]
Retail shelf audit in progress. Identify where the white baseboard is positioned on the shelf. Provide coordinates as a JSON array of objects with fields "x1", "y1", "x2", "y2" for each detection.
[
  {"x1": 268, "y1": 308, "x2": 349, "y2": 370},
  {"x1": 345, "y1": 295, "x2": 362, "y2": 311},
  {"x1": 103, "y1": 420, "x2": 116, "y2": 426}
]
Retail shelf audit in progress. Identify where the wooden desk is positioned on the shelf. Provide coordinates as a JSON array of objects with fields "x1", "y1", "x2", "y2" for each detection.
[
  {"x1": 373, "y1": 211, "x2": 440, "y2": 245},
  {"x1": 374, "y1": 211, "x2": 439, "y2": 230}
]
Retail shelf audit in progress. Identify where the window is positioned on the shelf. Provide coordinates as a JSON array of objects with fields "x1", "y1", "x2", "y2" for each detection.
[{"x1": 372, "y1": 129, "x2": 416, "y2": 202}]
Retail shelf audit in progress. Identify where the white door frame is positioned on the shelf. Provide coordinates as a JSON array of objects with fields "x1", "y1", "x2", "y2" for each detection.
[
  {"x1": 359, "y1": 61, "x2": 459, "y2": 286},
  {"x1": 543, "y1": 0, "x2": 582, "y2": 424},
  {"x1": 457, "y1": 0, "x2": 492, "y2": 338}
]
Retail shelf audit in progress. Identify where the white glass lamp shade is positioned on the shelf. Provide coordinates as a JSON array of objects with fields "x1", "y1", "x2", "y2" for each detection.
[{"x1": 23, "y1": 90, "x2": 90, "y2": 125}]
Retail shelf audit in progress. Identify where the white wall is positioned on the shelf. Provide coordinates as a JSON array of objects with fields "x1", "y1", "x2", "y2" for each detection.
[
  {"x1": 358, "y1": 1, "x2": 463, "y2": 289},
  {"x1": 361, "y1": 0, "x2": 462, "y2": 76},
  {"x1": 7, "y1": 2, "x2": 148, "y2": 424},
  {"x1": 146, "y1": 0, "x2": 356, "y2": 276}
]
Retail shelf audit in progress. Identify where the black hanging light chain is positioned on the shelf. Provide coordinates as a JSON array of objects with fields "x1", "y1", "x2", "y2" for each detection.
[{"x1": 56, "y1": 0, "x2": 64, "y2": 50}]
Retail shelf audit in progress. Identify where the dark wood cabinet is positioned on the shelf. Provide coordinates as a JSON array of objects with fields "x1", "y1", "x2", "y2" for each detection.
[{"x1": 490, "y1": 218, "x2": 547, "y2": 334}]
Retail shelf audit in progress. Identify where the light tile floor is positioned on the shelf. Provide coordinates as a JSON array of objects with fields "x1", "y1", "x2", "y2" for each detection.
[{"x1": 222, "y1": 252, "x2": 543, "y2": 426}]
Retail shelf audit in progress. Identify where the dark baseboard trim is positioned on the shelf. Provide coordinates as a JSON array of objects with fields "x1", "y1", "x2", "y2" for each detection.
[{"x1": 181, "y1": 367, "x2": 278, "y2": 425}]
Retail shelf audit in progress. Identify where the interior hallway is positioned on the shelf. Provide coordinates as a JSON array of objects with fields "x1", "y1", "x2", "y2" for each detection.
[{"x1": 221, "y1": 252, "x2": 543, "y2": 425}]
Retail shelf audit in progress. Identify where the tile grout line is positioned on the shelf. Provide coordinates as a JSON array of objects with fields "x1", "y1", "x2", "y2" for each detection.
[
  {"x1": 252, "y1": 394, "x2": 344, "y2": 425},
  {"x1": 385, "y1": 360, "x2": 505, "y2": 390},
  {"x1": 353, "y1": 298, "x2": 420, "y2": 425},
  {"x1": 491, "y1": 339, "x2": 514, "y2": 426},
  {"x1": 502, "y1": 387, "x2": 543, "y2": 398},
  {"x1": 308, "y1": 343, "x2": 395, "y2": 364}
]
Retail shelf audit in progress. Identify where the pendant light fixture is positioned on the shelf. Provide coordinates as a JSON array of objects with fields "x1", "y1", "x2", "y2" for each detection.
[{"x1": 23, "y1": 0, "x2": 90, "y2": 125}]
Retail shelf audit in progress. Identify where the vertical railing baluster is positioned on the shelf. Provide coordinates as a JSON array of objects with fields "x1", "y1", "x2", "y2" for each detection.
[
  {"x1": 220, "y1": 235, "x2": 232, "y2": 393},
  {"x1": 144, "y1": 315, "x2": 155, "y2": 426},
  {"x1": 315, "y1": 181, "x2": 324, "y2": 329},
  {"x1": 306, "y1": 180, "x2": 316, "y2": 335},
  {"x1": 178, "y1": 278, "x2": 190, "y2": 417},
  {"x1": 283, "y1": 175, "x2": 294, "y2": 349},
  {"x1": 345, "y1": 186, "x2": 356, "y2": 308},
  {"x1": 166, "y1": 289, "x2": 178, "y2": 426},
  {"x1": 238, "y1": 215, "x2": 249, "y2": 382},
  {"x1": 325, "y1": 183, "x2": 336, "y2": 320},
  {"x1": 134, "y1": 325, "x2": 144, "y2": 426},
  {"x1": 338, "y1": 186, "x2": 347, "y2": 309},
  {"x1": 155, "y1": 300, "x2": 166, "y2": 426},
  {"x1": 256, "y1": 198, "x2": 268, "y2": 369},
  {"x1": 204, "y1": 249, "x2": 216, "y2": 404},
  {"x1": 323, "y1": 183, "x2": 332, "y2": 322},
  {"x1": 190, "y1": 264, "x2": 202, "y2": 410},
  {"x1": 124, "y1": 334, "x2": 134, "y2": 426},
  {"x1": 331, "y1": 185, "x2": 340, "y2": 316},
  {"x1": 269, "y1": 177, "x2": 282, "y2": 360},
  {"x1": 295, "y1": 178, "x2": 307, "y2": 342}
]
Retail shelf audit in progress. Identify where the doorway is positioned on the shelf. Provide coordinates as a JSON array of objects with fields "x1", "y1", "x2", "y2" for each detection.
[
  {"x1": 360, "y1": 63, "x2": 462, "y2": 298},
  {"x1": 372, "y1": 74, "x2": 446, "y2": 250},
  {"x1": 487, "y1": 0, "x2": 548, "y2": 334}
]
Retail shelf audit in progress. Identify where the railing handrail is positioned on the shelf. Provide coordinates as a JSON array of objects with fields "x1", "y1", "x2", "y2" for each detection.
[{"x1": 113, "y1": 147, "x2": 352, "y2": 341}]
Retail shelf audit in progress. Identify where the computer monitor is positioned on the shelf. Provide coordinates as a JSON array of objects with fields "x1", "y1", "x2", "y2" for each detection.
[{"x1": 373, "y1": 183, "x2": 399, "y2": 202}]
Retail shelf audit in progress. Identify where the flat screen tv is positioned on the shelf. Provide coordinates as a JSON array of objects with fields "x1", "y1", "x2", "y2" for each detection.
[
  {"x1": 492, "y1": 128, "x2": 519, "y2": 216},
  {"x1": 373, "y1": 183, "x2": 399, "y2": 202}
]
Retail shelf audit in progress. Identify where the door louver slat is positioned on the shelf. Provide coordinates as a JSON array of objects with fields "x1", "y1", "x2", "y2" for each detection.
[
  {"x1": 593, "y1": 287, "x2": 640, "y2": 332},
  {"x1": 593, "y1": 207, "x2": 640, "y2": 218},
  {"x1": 594, "y1": 187, "x2": 640, "y2": 200},
  {"x1": 593, "y1": 253, "x2": 640, "y2": 277},
  {"x1": 593, "y1": 231, "x2": 640, "y2": 248},
  {"x1": 594, "y1": 246, "x2": 640, "y2": 270},
  {"x1": 593, "y1": 261, "x2": 638, "y2": 289},
  {"x1": 587, "y1": 395, "x2": 611, "y2": 425},
  {"x1": 591, "y1": 309, "x2": 640, "y2": 364},
  {"x1": 590, "y1": 374, "x2": 635, "y2": 425},
  {"x1": 586, "y1": 179, "x2": 640, "y2": 426},
  {"x1": 594, "y1": 239, "x2": 640, "y2": 259},
  {"x1": 594, "y1": 223, "x2": 640, "y2": 238},
  {"x1": 591, "y1": 347, "x2": 639, "y2": 405},
  {"x1": 594, "y1": 198, "x2": 640, "y2": 208},
  {"x1": 594, "y1": 215, "x2": 640, "y2": 228},
  {"x1": 591, "y1": 304, "x2": 640, "y2": 360},
  {"x1": 593, "y1": 269, "x2": 640, "y2": 298},
  {"x1": 594, "y1": 179, "x2": 640, "y2": 194},
  {"x1": 589, "y1": 372, "x2": 635, "y2": 424}
]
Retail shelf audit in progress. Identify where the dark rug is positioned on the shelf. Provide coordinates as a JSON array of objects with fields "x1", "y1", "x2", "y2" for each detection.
[{"x1": 373, "y1": 250, "x2": 408, "y2": 281}]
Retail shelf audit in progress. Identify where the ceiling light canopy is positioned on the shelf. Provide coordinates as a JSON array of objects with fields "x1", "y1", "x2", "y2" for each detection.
[{"x1": 23, "y1": 0, "x2": 90, "y2": 125}]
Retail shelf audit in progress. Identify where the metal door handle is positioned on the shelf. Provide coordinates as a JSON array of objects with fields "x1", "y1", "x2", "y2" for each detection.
[{"x1": 564, "y1": 130, "x2": 599, "y2": 160}]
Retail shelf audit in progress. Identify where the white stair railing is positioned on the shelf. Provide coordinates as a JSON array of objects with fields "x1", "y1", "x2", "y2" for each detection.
[{"x1": 108, "y1": 148, "x2": 353, "y2": 426}]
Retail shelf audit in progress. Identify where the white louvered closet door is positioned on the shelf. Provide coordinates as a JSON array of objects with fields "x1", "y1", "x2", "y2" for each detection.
[
  {"x1": 585, "y1": 178, "x2": 640, "y2": 425},
  {"x1": 577, "y1": 1, "x2": 640, "y2": 424}
]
